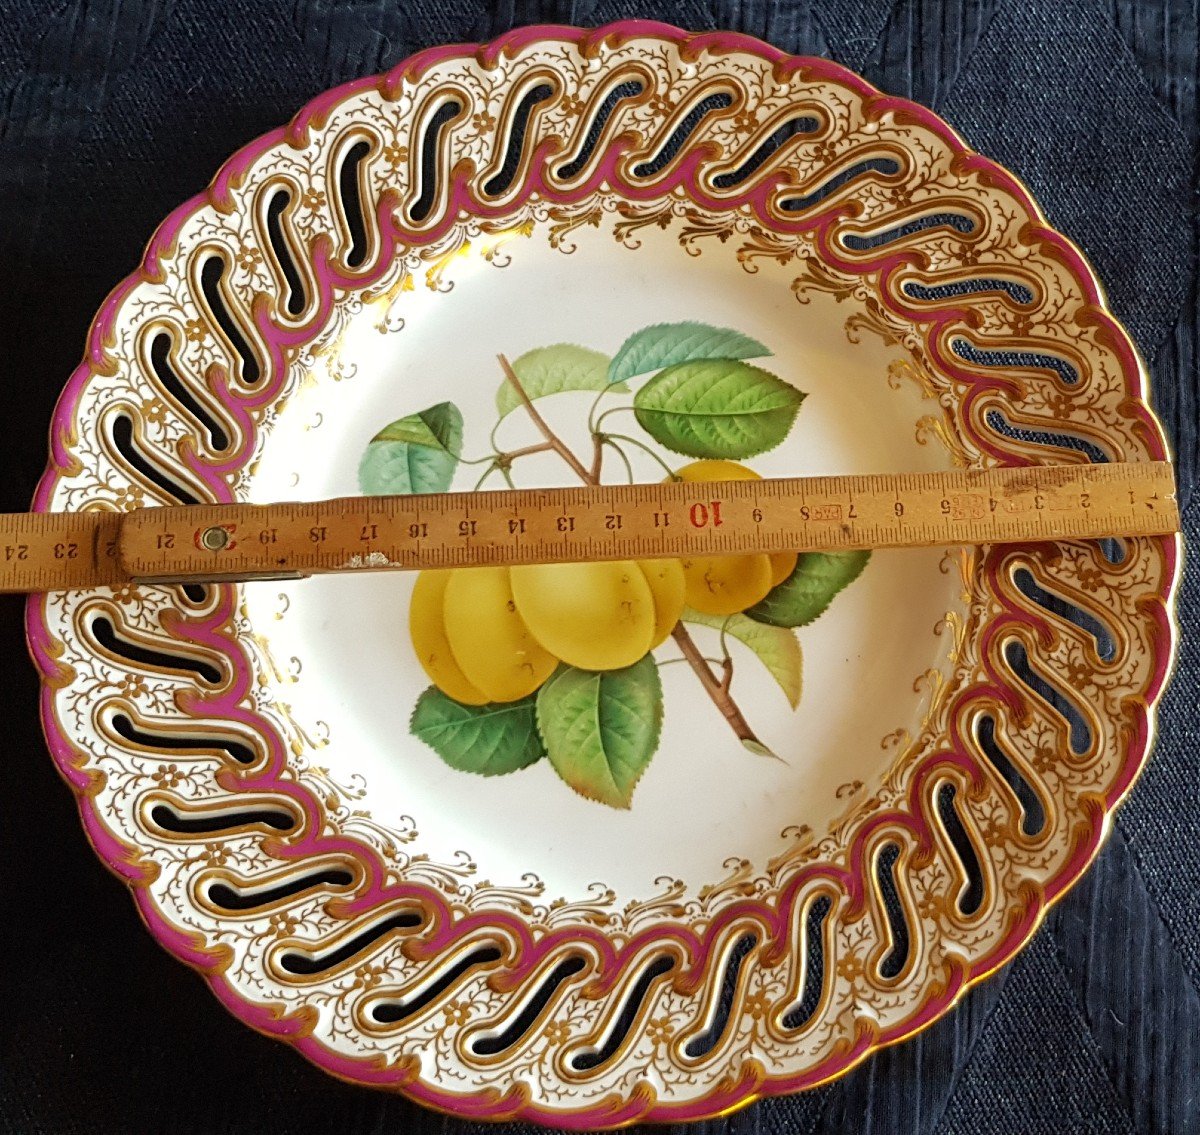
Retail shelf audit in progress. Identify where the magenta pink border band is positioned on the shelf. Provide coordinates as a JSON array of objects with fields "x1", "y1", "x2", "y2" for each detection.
[{"x1": 24, "y1": 20, "x2": 1179, "y2": 1129}]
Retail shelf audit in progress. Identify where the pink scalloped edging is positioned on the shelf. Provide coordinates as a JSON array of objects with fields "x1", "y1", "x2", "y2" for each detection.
[{"x1": 25, "y1": 20, "x2": 1180, "y2": 1129}]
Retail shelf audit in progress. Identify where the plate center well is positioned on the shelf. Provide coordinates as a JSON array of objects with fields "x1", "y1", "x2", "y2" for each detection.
[{"x1": 243, "y1": 212, "x2": 968, "y2": 907}]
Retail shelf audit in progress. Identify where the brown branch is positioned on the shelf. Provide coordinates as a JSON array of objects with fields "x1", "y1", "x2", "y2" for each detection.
[
  {"x1": 498, "y1": 441, "x2": 554, "y2": 465},
  {"x1": 590, "y1": 432, "x2": 604, "y2": 482},
  {"x1": 719, "y1": 655, "x2": 734, "y2": 695},
  {"x1": 672, "y1": 626, "x2": 765, "y2": 750},
  {"x1": 497, "y1": 354, "x2": 595, "y2": 485},
  {"x1": 496, "y1": 352, "x2": 765, "y2": 751}
]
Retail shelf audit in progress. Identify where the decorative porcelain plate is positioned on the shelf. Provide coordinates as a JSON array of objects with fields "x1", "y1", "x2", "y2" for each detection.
[{"x1": 27, "y1": 20, "x2": 1179, "y2": 1129}]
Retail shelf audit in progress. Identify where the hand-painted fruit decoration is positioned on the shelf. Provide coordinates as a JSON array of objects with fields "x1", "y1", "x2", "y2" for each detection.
[
  {"x1": 411, "y1": 558, "x2": 686, "y2": 703},
  {"x1": 360, "y1": 322, "x2": 870, "y2": 807}
]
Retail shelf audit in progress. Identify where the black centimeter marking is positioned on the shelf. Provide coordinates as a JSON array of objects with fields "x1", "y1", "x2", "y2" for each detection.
[{"x1": 1, "y1": 463, "x2": 1180, "y2": 592}]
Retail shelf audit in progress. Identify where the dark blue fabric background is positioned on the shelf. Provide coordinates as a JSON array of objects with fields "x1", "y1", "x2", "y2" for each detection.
[{"x1": 0, "y1": 2, "x2": 1196, "y2": 1132}]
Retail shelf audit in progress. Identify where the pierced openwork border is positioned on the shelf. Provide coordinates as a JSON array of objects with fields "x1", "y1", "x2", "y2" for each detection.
[{"x1": 26, "y1": 21, "x2": 1178, "y2": 1129}]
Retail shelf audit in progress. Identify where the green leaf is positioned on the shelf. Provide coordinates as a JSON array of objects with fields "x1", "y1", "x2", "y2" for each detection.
[
  {"x1": 744, "y1": 551, "x2": 871, "y2": 628},
  {"x1": 496, "y1": 344, "x2": 622, "y2": 419},
  {"x1": 682, "y1": 607, "x2": 803, "y2": 708},
  {"x1": 633, "y1": 359, "x2": 805, "y2": 459},
  {"x1": 358, "y1": 402, "x2": 463, "y2": 495},
  {"x1": 535, "y1": 657, "x2": 663, "y2": 809},
  {"x1": 409, "y1": 686, "x2": 546, "y2": 775},
  {"x1": 608, "y1": 321, "x2": 771, "y2": 385},
  {"x1": 742, "y1": 738, "x2": 782, "y2": 760}
]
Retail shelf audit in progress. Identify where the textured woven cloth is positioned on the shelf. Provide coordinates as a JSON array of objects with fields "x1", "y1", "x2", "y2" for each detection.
[{"x1": 0, "y1": 2, "x2": 1196, "y2": 1132}]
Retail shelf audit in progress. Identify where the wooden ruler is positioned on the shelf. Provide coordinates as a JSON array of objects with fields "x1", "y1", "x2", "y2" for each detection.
[{"x1": 1, "y1": 462, "x2": 1179, "y2": 595}]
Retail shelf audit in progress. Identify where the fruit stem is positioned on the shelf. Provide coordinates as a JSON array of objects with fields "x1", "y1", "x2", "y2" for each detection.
[
  {"x1": 600, "y1": 431, "x2": 680, "y2": 480},
  {"x1": 472, "y1": 462, "x2": 498, "y2": 491},
  {"x1": 719, "y1": 655, "x2": 734, "y2": 695},
  {"x1": 497, "y1": 354, "x2": 596, "y2": 485},
  {"x1": 495, "y1": 352, "x2": 765, "y2": 751},
  {"x1": 602, "y1": 438, "x2": 635, "y2": 483}
]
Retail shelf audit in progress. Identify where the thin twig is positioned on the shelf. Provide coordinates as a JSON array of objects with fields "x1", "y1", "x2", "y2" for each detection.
[
  {"x1": 602, "y1": 431, "x2": 680, "y2": 480},
  {"x1": 499, "y1": 441, "x2": 555, "y2": 464},
  {"x1": 586, "y1": 386, "x2": 610, "y2": 434},
  {"x1": 604, "y1": 439, "x2": 635, "y2": 483},
  {"x1": 497, "y1": 354, "x2": 595, "y2": 485},
  {"x1": 719, "y1": 656, "x2": 734, "y2": 695},
  {"x1": 593, "y1": 405, "x2": 636, "y2": 433},
  {"x1": 718, "y1": 617, "x2": 733, "y2": 664},
  {"x1": 452, "y1": 451, "x2": 504, "y2": 467},
  {"x1": 590, "y1": 433, "x2": 604, "y2": 481}
]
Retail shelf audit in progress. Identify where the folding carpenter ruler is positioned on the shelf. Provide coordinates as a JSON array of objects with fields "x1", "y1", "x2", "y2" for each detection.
[{"x1": 0, "y1": 462, "x2": 1179, "y2": 594}]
